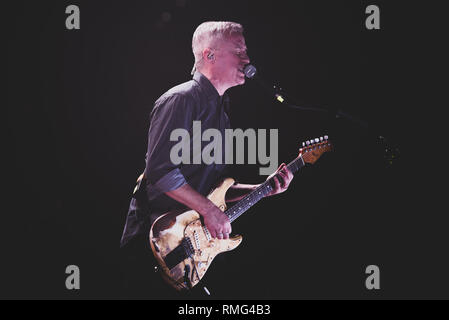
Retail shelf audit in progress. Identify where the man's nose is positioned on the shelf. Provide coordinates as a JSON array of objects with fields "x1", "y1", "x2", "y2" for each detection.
[{"x1": 242, "y1": 53, "x2": 250, "y2": 65}]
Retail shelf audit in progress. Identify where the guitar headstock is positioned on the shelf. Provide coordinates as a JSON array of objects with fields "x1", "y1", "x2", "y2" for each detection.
[{"x1": 299, "y1": 136, "x2": 333, "y2": 164}]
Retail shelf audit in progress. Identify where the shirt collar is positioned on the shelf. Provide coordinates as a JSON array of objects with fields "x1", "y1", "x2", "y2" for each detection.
[{"x1": 193, "y1": 71, "x2": 221, "y2": 101}]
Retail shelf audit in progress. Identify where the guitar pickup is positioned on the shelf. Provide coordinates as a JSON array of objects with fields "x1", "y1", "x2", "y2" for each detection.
[{"x1": 193, "y1": 230, "x2": 201, "y2": 249}]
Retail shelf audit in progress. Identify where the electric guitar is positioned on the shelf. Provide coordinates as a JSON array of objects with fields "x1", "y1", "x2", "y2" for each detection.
[{"x1": 149, "y1": 136, "x2": 333, "y2": 291}]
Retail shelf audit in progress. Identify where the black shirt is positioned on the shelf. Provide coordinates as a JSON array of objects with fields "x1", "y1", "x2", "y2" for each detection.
[{"x1": 120, "y1": 72, "x2": 231, "y2": 247}]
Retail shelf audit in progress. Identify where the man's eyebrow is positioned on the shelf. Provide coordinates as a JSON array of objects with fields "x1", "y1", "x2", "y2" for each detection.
[
  {"x1": 235, "y1": 44, "x2": 247, "y2": 50},
  {"x1": 232, "y1": 39, "x2": 247, "y2": 49}
]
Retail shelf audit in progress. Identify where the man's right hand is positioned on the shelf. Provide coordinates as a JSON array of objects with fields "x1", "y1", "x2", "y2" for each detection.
[
  {"x1": 165, "y1": 184, "x2": 232, "y2": 240},
  {"x1": 202, "y1": 207, "x2": 232, "y2": 240}
]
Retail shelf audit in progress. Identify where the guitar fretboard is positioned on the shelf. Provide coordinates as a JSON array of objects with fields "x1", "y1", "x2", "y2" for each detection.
[{"x1": 225, "y1": 155, "x2": 305, "y2": 223}]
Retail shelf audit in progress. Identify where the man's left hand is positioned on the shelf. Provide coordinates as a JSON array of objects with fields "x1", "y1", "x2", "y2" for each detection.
[{"x1": 265, "y1": 163, "x2": 294, "y2": 196}]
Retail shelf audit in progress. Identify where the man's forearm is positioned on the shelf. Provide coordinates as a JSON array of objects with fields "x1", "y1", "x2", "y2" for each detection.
[
  {"x1": 165, "y1": 183, "x2": 232, "y2": 239},
  {"x1": 165, "y1": 184, "x2": 217, "y2": 217}
]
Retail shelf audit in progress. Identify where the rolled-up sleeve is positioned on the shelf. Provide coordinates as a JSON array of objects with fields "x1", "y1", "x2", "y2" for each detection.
[
  {"x1": 144, "y1": 93, "x2": 195, "y2": 197},
  {"x1": 153, "y1": 167, "x2": 187, "y2": 193}
]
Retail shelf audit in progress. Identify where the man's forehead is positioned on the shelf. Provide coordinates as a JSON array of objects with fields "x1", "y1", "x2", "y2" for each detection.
[
  {"x1": 222, "y1": 34, "x2": 247, "y2": 49},
  {"x1": 231, "y1": 34, "x2": 246, "y2": 47}
]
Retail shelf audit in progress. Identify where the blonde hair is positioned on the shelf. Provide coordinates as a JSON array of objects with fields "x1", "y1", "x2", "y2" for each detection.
[{"x1": 191, "y1": 21, "x2": 244, "y2": 74}]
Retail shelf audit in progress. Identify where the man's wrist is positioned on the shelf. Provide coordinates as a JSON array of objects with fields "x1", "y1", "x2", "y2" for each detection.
[{"x1": 198, "y1": 199, "x2": 217, "y2": 218}]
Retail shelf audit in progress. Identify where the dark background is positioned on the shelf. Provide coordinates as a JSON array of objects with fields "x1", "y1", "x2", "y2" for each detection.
[{"x1": 5, "y1": 0, "x2": 445, "y2": 299}]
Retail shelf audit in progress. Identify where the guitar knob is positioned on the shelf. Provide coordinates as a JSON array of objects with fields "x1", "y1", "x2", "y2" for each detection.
[
  {"x1": 324, "y1": 135, "x2": 328, "y2": 140},
  {"x1": 302, "y1": 142, "x2": 305, "y2": 147},
  {"x1": 306, "y1": 141, "x2": 310, "y2": 146},
  {"x1": 315, "y1": 138, "x2": 320, "y2": 143},
  {"x1": 320, "y1": 137, "x2": 323, "y2": 141},
  {"x1": 309, "y1": 139, "x2": 314, "y2": 145}
]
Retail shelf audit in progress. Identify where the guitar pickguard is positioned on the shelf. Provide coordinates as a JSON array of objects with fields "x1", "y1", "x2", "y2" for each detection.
[
  {"x1": 149, "y1": 178, "x2": 242, "y2": 291},
  {"x1": 150, "y1": 210, "x2": 242, "y2": 291}
]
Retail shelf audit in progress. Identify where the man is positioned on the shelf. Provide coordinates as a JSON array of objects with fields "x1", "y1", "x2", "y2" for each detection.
[{"x1": 120, "y1": 21, "x2": 294, "y2": 298}]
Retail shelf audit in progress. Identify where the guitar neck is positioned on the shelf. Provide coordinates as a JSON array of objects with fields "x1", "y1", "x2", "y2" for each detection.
[{"x1": 225, "y1": 155, "x2": 305, "y2": 223}]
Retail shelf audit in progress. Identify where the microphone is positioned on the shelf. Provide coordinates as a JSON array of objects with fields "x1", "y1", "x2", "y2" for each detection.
[
  {"x1": 243, "y1": 64, "x2": 257, "y2": 79},
  {"x1": 243, "y1": 64, "x2": 286, "y2": 103}
]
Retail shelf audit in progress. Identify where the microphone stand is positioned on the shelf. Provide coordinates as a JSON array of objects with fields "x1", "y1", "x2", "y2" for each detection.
[{"x1": 252, "y1": 77, "x2": 399, "y2": 166}]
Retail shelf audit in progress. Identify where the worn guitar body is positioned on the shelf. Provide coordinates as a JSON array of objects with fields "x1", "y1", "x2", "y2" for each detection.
[
  {"x1": 149, "y1": 136, "x2": 332, "y2": 291},
  {"x1": 149, "y1": 178, "x2": 242, "y2": 291}
]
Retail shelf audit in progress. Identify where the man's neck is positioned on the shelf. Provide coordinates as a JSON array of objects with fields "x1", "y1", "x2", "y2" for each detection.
[{"x1": 199, "y1": 70, "x2": 227, "y2": 96}]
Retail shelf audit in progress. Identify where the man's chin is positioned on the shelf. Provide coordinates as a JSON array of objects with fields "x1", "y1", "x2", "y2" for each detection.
[
  {"x1": 228, "y1": 78, "x2": 245, "y2": 89},
  {"x1": 237, "y1": 76, "x2": 246, "y2": 85}
]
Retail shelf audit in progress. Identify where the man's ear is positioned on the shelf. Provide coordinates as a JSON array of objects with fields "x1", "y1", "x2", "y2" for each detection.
[{"x1": 203, "y1": 48, "x2": 214, "y2": 62}]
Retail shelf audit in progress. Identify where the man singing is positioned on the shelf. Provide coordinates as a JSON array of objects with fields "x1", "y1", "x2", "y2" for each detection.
[{"x1": 120, "y1": 21, "x2": 294, "y2": 298}]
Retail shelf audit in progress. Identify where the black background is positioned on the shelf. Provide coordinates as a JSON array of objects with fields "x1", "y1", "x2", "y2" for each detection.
[{"x1": 5, "y1": 0, "x2": 445, "y2": 299}]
